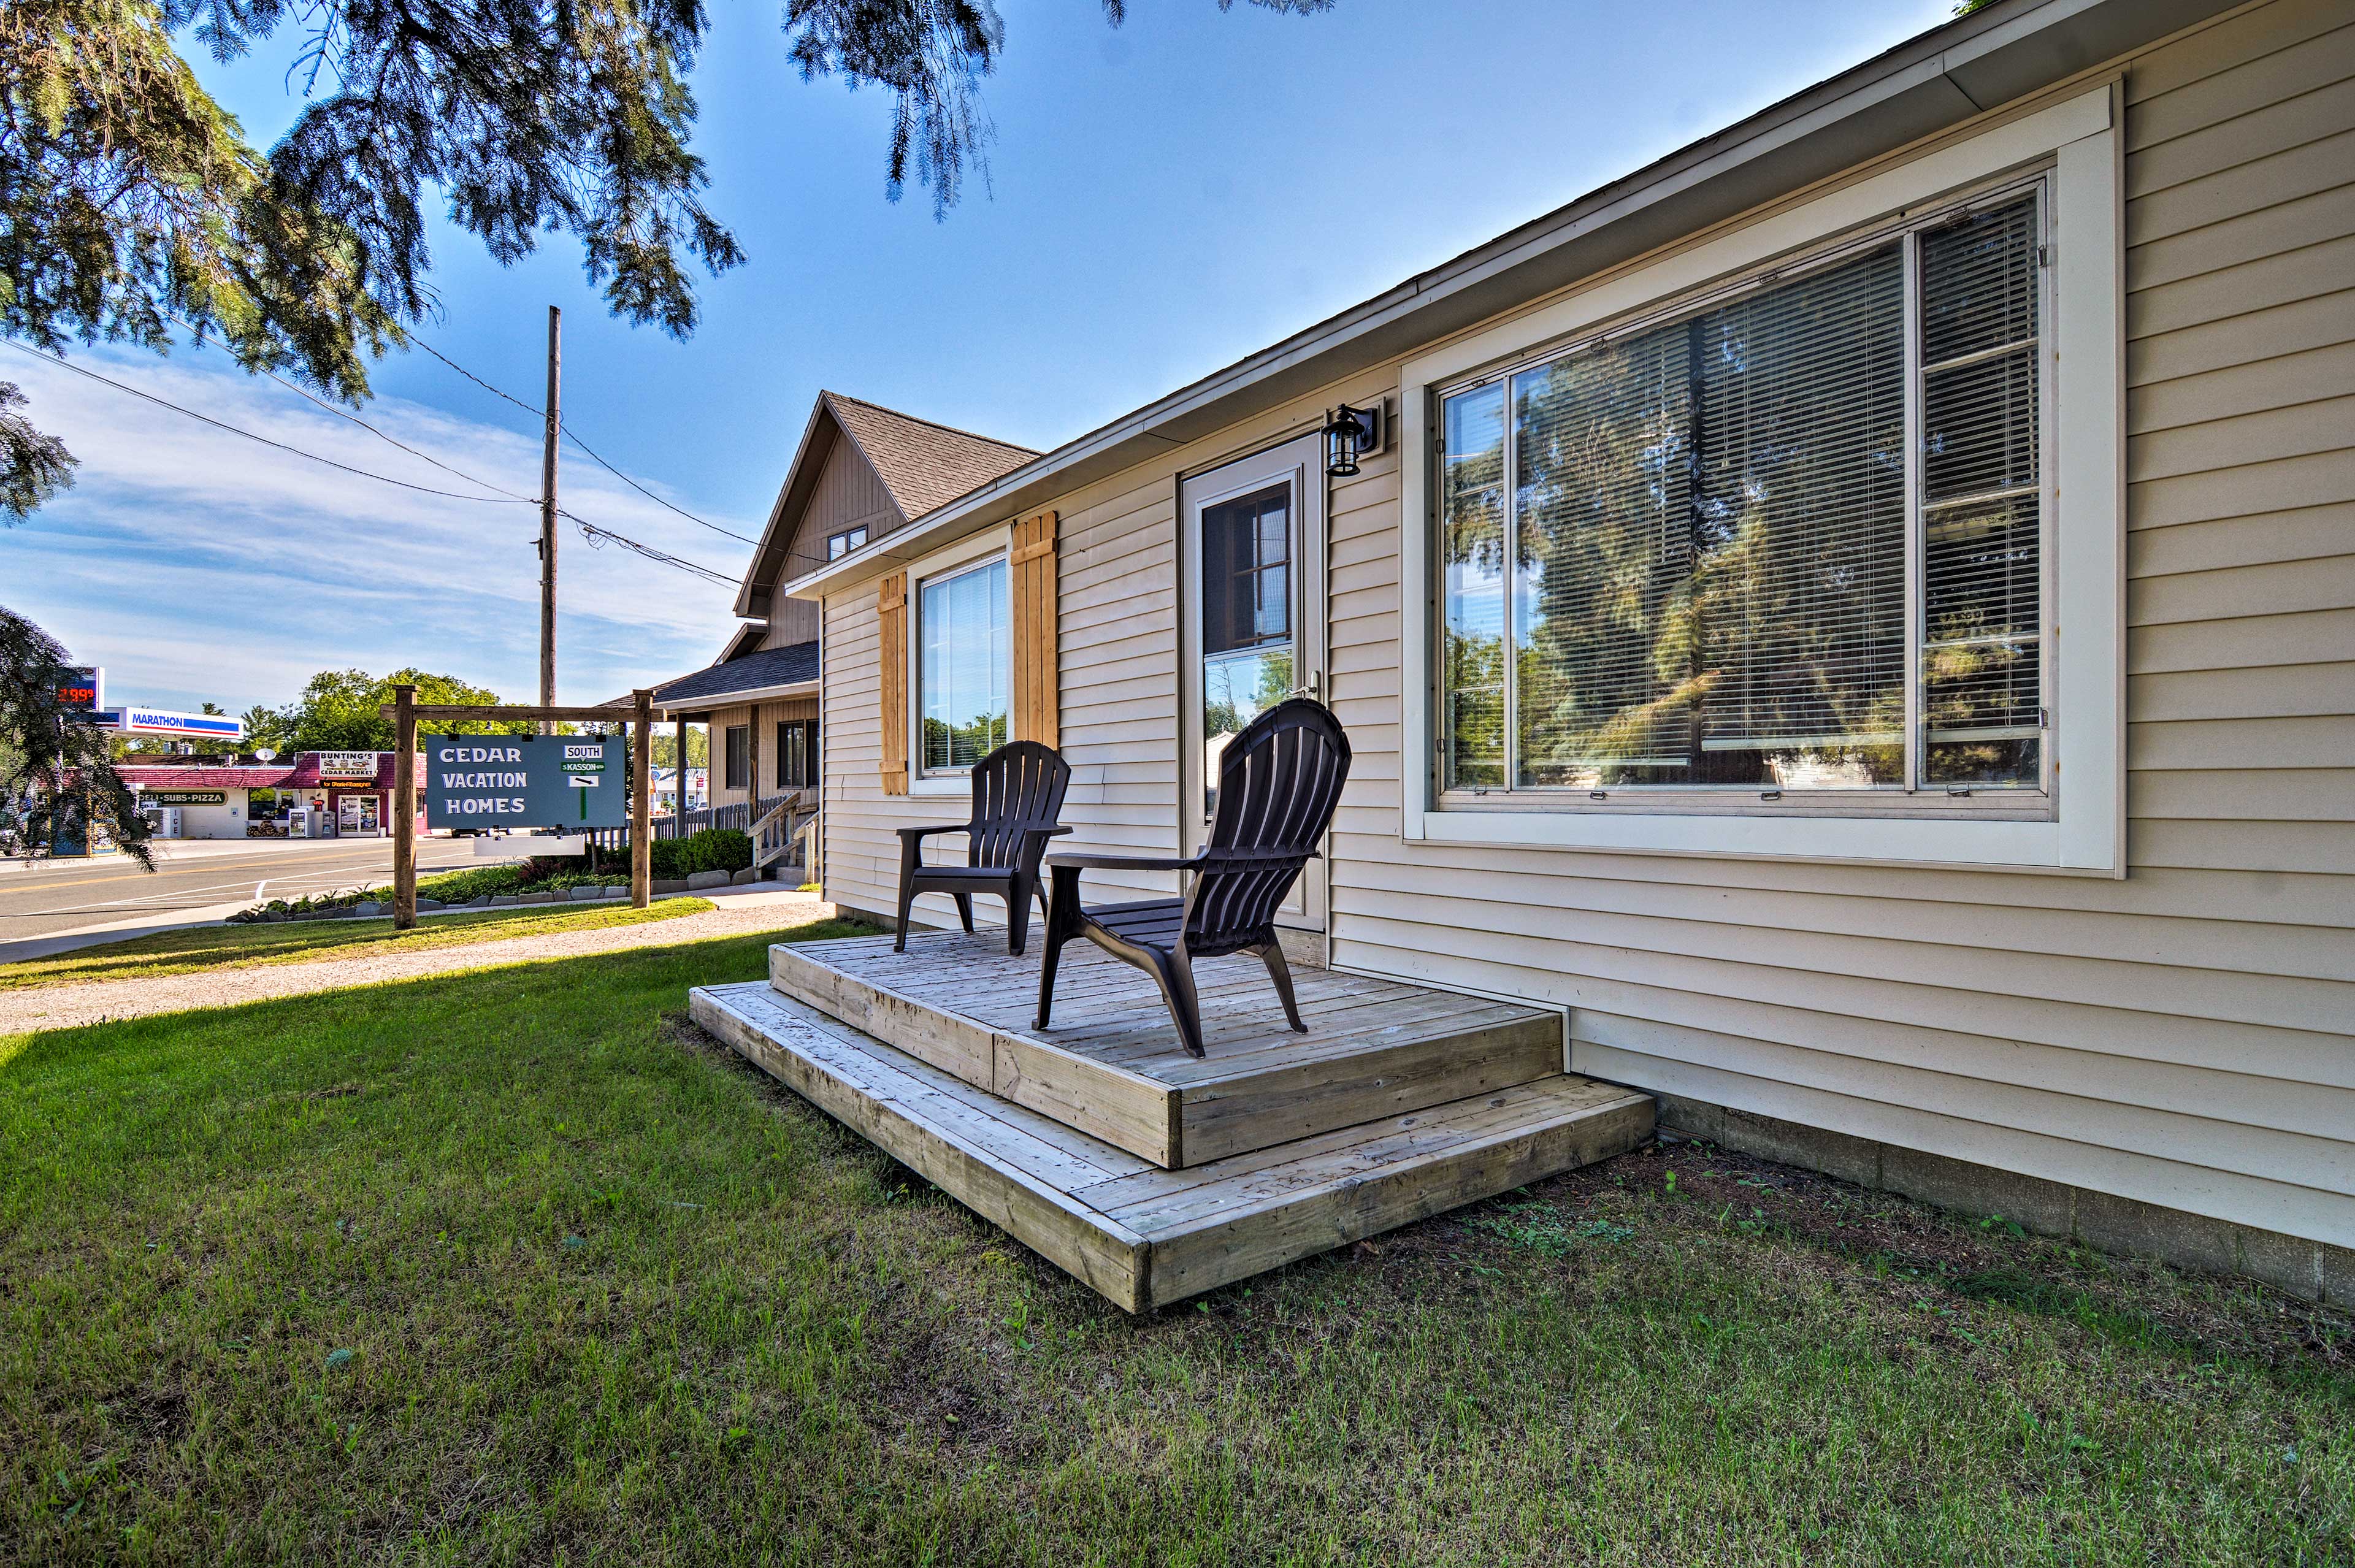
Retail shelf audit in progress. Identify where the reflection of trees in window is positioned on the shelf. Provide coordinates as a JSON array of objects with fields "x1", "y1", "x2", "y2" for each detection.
[
  {"x1": 920, "y1": 557, "x2": 1009, "y2": 773},
  {"x1": 1439, "y1": 193, "x2": 2049, "y2": 799},
  {"x1": 1509, "y1": 244, "x2": 1907, "y2": 787}
]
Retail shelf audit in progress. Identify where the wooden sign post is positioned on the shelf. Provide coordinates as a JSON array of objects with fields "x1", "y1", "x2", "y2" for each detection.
[
  {"x1": 384, "y1": 694, "x2": 665, "y2": 933},
  {"x1": 392, "y1": 684, "x2": 418, "y2": 928}
]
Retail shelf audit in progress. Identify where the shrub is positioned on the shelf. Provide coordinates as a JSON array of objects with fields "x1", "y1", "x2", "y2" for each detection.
[{"x1": 648, "y1": 828, "x2": 749, "y2": 879}]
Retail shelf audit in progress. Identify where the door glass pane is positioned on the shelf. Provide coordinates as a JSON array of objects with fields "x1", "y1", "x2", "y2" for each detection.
[
  {"x1": 1202, "y1": 648, "x2": 1292, "y2": 820},
  {"x1": 1439, "y1": 382, "x2": 1507, "y2": 788},
  {"x1": 1202, "y1": 484, "x2": 1292, "y2": 656},
  {"x1": 920, "y1": 558, "x2": 1009, "y2": 772},
  {"x1": 1200, "y1": 481, "x2": 1294, "y2": 818}
]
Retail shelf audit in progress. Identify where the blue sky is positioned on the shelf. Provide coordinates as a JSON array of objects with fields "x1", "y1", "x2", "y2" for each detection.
[{"x1": 4, "y1": 0, "x2": 1953, "y2": 716}]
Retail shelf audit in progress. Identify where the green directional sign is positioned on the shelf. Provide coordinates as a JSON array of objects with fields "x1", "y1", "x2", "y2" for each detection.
[{"x1": 424, "y1": 735, "x2": 626, "y2": 830}]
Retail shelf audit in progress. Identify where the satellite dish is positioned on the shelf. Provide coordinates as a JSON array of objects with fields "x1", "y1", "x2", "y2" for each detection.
[{"x1": 254, "y1": 747, "x2": 278, "y2": 762}]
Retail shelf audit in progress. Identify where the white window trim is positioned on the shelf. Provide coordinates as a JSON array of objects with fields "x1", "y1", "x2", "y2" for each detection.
[
  {"x1": 1397, "y1": 83, "x2": 2123, "y2": 876},
  {"x1": 906, "y1": 524, "x2": 1014, "y2": 797}
]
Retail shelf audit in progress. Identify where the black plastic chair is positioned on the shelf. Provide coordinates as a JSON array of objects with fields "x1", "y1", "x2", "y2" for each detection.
[
  {"x1": 1033, "y1": 698, "x2": 1351, "y2": 1058},
  {"x1": 894, "y1": 740, "x2": 1072, "y2": 955}
]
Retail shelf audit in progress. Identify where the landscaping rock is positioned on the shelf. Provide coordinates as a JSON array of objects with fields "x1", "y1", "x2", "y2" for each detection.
[
  {"x1": 519, "y1": 892, "x2": 556, "y2": 905},
  {"x1": 570, "y1": 885, "x2": 605, "y2": 901},
  {"x1": 685, "y1": 869, "x2": 730, "y2": 890},
  {"x1": 651, "y1": 879, "x2": 689, "y2": 895},
  {"x1": 416, "y1": 898, "x2": 444, "y2": 911},
  {"x1": 730, "y1": 866, "x2": 762, "y2": 885},
  {"x1": 490, "y1": 895, "x2": 518, "y2": 906},
  {"x1": 354, "y1": 902, "x2": 381, "y2": 917}
]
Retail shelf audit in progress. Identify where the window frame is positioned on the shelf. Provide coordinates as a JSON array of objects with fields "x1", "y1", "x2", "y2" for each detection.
[
  {"x1": 1396, "y1": 83, "x2": 2123, "y2": 874},
  {"x1": 1434, "y1": 176, "x2": 2051, "y2": 819},
  {"x1": 827, "y1": 525, "x2": 870, "y2": 560},
  {"x1": 775, "y1": 718, "x2": 816, "y2": 790},
  {"x1": 722, "y1": 724, "x2": 749, "y2": 792},
  {"x1": 906, "y1": 526, "x2": 1015, "y2": 792}
]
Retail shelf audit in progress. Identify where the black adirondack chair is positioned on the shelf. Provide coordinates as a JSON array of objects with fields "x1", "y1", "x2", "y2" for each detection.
[
  {"x1": 893, "y1": 740, "x2": 1072, "y2": 955},
  {"x1": 1033, "y1": 698, "x2": 1351, "y2": 1058}
]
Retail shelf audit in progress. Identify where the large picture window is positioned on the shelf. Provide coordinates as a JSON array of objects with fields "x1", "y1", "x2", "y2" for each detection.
[
  {"x1": 918, "y1": 556, "x2": 1010, "y2": 774},
  {"x1": 1438, "y1": 186, "x2": 2046, "y2": 806}
]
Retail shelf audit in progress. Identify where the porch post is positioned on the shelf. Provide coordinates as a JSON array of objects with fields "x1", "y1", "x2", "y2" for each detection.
[
  {"x1": 674, "y1": 714, "x2": 687, "y2": 819},
  {"x1": 392, "y1": 684, "x2": 417, "y2": 931}
]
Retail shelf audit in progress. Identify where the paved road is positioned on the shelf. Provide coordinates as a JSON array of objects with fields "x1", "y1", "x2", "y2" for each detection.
[{"x1": 0, "y1": 838, "x2": 529, "y2": 947}]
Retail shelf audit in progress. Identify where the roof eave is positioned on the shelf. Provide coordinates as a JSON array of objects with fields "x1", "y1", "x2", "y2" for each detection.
[
  {"x1": 732, "y1": 398, "x2": 850, "y2": 619},
  {"x1": 654, "y1": 678, "x2": 820, "y2": 717},
  {"x1": 784, "y1": 0, "x2": 2227, "y2": 604}
]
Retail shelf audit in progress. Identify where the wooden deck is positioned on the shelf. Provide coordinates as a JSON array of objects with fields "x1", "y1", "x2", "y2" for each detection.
[
  {"x1": 691, "y1": 981, "x2": 1654, "y2": 1314},
  {"x1": 771, "y1": 930, "x2": 1567, "y2": 1168}
]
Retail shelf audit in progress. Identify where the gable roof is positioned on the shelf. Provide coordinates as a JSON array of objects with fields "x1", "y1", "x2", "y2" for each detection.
[
  {"x1": 824, "y1": 392, "x2": 1036, "y2": 521},
  {"x1": 731, "y1": 392, "x2": 1034, "y2": 618},
  {"x1": 785, "y1": 0, "x2": 2238, "y2": 602}
]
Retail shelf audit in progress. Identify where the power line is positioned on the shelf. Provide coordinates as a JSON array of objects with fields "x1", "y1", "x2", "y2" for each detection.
[
  {"x1": 562, "y1": 509, "x2": 738, "y2": 586},
  {"x1": 2, "y1": 338, "x2": 538, "y2": 507},
  {"x1": 9, "y1": 337, "x2": 744, "y2": 590},
  {"x1": 412, "y1": 334, "x2": 761, "y2": 545},
  {"x1": 172, "y1": 318, "x2": 535, "y2": 504}
]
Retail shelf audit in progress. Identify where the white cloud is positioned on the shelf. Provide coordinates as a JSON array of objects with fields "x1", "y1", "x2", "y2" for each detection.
[{"x1": 2, "y1": 346, "x2": 755, "y2": 714}]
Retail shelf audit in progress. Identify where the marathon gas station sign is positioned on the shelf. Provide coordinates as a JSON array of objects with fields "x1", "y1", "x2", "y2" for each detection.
[
  {"x1": 101, "y1": 705, "x2": 245, "y2": 741},
  {"x1": 424, "y1": 735, "x2": 626, "y2": 829}
]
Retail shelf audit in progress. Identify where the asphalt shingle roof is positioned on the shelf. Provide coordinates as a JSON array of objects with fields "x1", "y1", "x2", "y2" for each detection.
[
  {"x1": 648, "y1": 639, "x2": 819, "y2": 708},
  {"x1": 825, "y1": 392, "x2": 1035, "y2": 521}
]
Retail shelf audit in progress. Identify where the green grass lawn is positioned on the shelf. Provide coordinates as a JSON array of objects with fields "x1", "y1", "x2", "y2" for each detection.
[
  {"x1": 0, "y1": 897, "x2": 716, "y2": 991},
  {"x1": 1, "y1": 919, "x2": 2348, "y2": 1566}
]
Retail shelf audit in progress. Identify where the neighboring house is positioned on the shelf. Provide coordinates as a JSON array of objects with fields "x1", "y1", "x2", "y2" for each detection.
[
  {"x1": 646, "y1": 391, "x2": 1036, "y2": 813},
  {"x1": 778, "y1": 0, "x2": 2355, "y2": 1296}
]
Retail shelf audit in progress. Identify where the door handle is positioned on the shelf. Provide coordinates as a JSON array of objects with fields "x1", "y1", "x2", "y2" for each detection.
[{"x1": 1289, "y1": 670, "x2": 1322, "y2": 703}]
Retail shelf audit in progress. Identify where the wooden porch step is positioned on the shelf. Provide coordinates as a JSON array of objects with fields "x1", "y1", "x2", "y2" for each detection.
[
  {"x1": 690, "y1": 981, "x2": 1653, "y2": 1314},
  {"x1": 769, "y1": 931, "x2": 1566, "y2": 1169}
]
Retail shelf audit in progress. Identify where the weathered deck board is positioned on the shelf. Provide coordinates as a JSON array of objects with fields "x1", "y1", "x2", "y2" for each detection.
[
  {"x1": 691, "y1": 981, "x2": 1654, "y2": 1313},
  {"x1": 769, "y1": 930, "x2": 1566, "y2": 1168}
]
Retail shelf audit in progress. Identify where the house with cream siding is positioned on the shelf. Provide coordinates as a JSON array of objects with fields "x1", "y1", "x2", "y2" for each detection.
[
  {"x1": 646, "y1": 391, "x2": 1035, "y2": 815},
  {"x1": 735, "y1": 0, "x2": 2355, "y2": 1301}
]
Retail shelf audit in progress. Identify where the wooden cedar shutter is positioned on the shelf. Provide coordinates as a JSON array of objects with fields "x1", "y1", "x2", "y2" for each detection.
[
  {"x1": 1009, "y1": 510, "x2": 1059, "y2": 748},
  {"x1": 878, "y1": 571, "x2": 909, "y2": 795}
]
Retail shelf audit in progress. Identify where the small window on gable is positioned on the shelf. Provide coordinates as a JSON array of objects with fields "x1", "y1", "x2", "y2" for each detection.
[{"x1": 827, "y1": 525, "x2": 870, "y2": 560}]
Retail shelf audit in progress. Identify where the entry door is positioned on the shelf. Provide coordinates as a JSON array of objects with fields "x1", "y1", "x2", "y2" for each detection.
[{"x1": 1179, "y1": 431, "x2": 1328, "y2": 931}]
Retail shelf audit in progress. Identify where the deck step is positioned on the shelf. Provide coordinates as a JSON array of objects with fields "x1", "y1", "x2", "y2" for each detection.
[
  {"x1": 691, "y1": 981, "x2": 1653, "y2": 1314},
  {"x1": 770, "y1": 931, "x2": 1565, "y2": 1169}
]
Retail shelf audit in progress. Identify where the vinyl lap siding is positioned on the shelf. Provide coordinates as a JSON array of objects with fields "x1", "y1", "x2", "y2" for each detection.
[
  {"x1": 1324, "y1": 0, "x2": 2355, "y2": 1249},
  {"x1": 809, "y1": 0, "x2": 2355, "y2": 1251}
]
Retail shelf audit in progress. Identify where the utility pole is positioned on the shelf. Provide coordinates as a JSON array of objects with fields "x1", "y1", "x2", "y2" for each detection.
[{"x1": 538, "y1": 305, "x2": 561, "y2": 733}]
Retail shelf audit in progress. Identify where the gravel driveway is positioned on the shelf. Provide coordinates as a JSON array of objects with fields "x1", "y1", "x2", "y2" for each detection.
[{"x1": 0, "y1": 896, "x2": 841, "y2": 1034}]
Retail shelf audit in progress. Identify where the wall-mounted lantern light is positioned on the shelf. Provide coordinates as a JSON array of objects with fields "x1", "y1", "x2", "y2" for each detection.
[{"x1": 1323, "y1": 402, "x2": 1382, "y2": 478}]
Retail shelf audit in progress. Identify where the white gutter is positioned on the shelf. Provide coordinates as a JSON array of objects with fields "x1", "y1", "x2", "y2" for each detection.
[{"x1": 784, "y1": 0, "x2": 2227, "y2": 603}]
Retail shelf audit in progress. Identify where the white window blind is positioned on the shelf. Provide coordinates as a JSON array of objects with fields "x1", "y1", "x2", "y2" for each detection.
[
  {"x1": 1439, "y1": 185, "x2": 2046, "y2": 801},
  {"x1": 1920, "y1": 197, "x2": 2043, "y2": 787}
]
